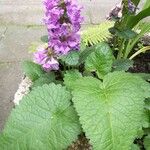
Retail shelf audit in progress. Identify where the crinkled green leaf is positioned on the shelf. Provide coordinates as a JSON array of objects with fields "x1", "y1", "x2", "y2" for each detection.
[
  {"x1": 144, "y1": 135, "x2": 150, "y2": 150},
  {"x1": 22, "y1": 61, "x2": 44, "y2": 81},
  {"x1": 72, "y1": 72, "x2": 150, "y2": 150},
  {"x1": 64, "y1": 70, "x2": 82, "y2": 90},
  {"x1": 32, "y1": 72, "x2": 56, "y2": 88},
  {"x1": 0, "y1": 84, "x2": 81, "y2": 150},
  {"x1": 113, "y1": 59, "x2": 134, "y2": 71},
  {"x1": 60, "y1": 51, "x2": 79, "y2": 66},
  {"x1": 85, "y1": 42, "x2": 113, "y2": 79}
]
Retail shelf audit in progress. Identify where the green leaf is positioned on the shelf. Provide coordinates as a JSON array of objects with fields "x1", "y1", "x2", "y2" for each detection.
[
  {"x1": 40, "y1": 35, "x2": 48, "y2": 43},
  {"x1": 126, "y1": 7, "x2": 150, "y2": 29},
  {"x1": 72, "y1": 72, "x2": 150, "y2": 150},
  {"x1": 22, "y1": 61, "x2": 44, "y2": 81},
  {"x1": 60, "y1": 51, "x2": 79, "y2": 66},
  {"x1": 132, "y1": 73, "x2": 150, "y2": 81},
  {"x1": 81, "y1": 21, "x2": 114, "y2": 46},
  {"x1": 144, "y1": 135, "x2": 150, "y2": 150},
  {"x1": 115, "y1": 28, "x2": 137, "y2": 39},
  {"x1": 132, "y1": 0, "x2": 140, "y2": 6},
  {"x1": 0, "y1": 84, "x2": 81, "y2": 150},
  {"x1": 131, "y1": 144, "x2": 140, "y2": 150},
  {"x1": 64, "y1": 70, "x2": 82, "y2": 90},
  {"x1": 32, "y1": 72, "x2": 56, "y2": 88},
  {"x1": 85, "y1": 42, "x2": 113, "y2": 79},
  {"x1": 79, "y1": 46, "x2": 96, "y2": 64},
  {"x1": 113, "y1": 59, "x2": 134, "y2": 71}
]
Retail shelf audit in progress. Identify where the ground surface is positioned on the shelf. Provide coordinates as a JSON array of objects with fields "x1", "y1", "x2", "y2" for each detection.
[{"x1": 0, "y1": 25, "x2": 47, "y2": 130}]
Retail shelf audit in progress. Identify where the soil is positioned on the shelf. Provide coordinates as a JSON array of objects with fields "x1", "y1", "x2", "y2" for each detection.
[
  {"x1": 67, "y1": 134, "x2": 92, "y2": 150},
  {"x1": 129, "y1": 51, "x2": 150, "y2": 73}
]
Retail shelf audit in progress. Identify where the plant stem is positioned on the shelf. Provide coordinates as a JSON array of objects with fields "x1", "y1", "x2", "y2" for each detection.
[
  {"x1": 117, "y1": 39, "x2": 126, "y2": 59},
  {"x1": 129, "y1": 46, "x2": 150, "y2": 60}
]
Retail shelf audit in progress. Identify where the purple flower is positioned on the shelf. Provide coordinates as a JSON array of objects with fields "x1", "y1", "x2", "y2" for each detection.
[
  {"x1": 34, "y1": 0, "x2": 83, "y2": 71},
  {"x1": 128, "y1": 0, "x2": 136, "y2": 13},
  {"x1": 43, "y1": 0, "x2": 83, "y2": 55},
  {"x1": 34, "y1": 46, "x2": 59, "y2": 72},
  {"x1": 107, "y1": 3, "x2": 122, "y2": 20}
]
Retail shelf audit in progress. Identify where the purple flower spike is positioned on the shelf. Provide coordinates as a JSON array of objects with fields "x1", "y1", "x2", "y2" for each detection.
[
  {"x1": 43, "y1": 0, "x2": 83, "y2": 55},
  {"x1": 34, "y1": 46, "x2": 59, "y2": 72},
  {"x1": 34, "y1": 0, "x2": 83, "y2": 71}
]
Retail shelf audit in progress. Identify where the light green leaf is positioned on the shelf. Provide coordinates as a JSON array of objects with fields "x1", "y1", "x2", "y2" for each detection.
[
  {"x1": 64, "y1": 70, "x2": 82, "y2": 90},
  {"x1": 85, "y1": 42, "x2": 113, "y2": 79},
  {"x1": 32, "y1": 72, "x2": 56, "y2": 88},
  {"x1": 113, "y1": 59, "x2": 133, "y2": 71},
  {"x1": 60, "y1": 51, "x2": 79, "y2": 66},
  {"x1": 22, "y1": 61, "x2": 44, "y2": 81},
  {"x1": 0, "y1": 84, "x2": 81, "y2": 150},
  {"x1": 72, "y1": 72, "x2": 150, "y2": 150},
  {"x1": 81, "y1": 21, "x2": 113, "y2": 46}
]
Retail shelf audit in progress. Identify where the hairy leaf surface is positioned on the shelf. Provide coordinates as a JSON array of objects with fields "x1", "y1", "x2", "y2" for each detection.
[
  {"x1": 64, "y1": 70, "x2": 82, "y2": 90},
  {"x1": 72, "y1": 72, "x2": 150, "y2": 150},
  {"x1": 22, "y1": 61, "x2": 44, "y2": 81},
  {"x1": 85, "y1": 42, "x2": 113, "y2": 79},
  {"x1": 32, "y1": 72, "x2": 56, "y2": 88},
  {"x1": 0, "y1": 84, "x2": 81, "y2": 150}
]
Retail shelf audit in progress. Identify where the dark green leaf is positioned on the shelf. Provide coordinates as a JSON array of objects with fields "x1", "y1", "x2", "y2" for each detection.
[
  {"x1": 79, "y1": 46, "x2": 96, "y2": 64},
  {"x1": 22, "y1": 61, "x2": 44, "y2": 81},
  {"x1": 32, "y1": 72, "x2": 56, "y2": 88},
  {"x1": 60, "y1": 51, "x2": 79, "y2": 66},
  {"x1": 127, "y1": 7, "x2": 150, "y2": 29},
  {"x1": 113, "y1": 59, "x2": 134, "y2": 71},
  {"x1": 115, "y1": 29, "x2": 137, "y2": 39}
]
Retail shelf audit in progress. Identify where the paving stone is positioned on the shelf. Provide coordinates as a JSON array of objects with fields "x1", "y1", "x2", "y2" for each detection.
[
  {"x1": 0, "y1": 0, "x2": 119, "y2": 25},
  {"x1": 0, "y1": 62, "x2": 22, "y2": 130},
  {"x1": 0, "y1": 26, "x2": 47, "y2": 131},
  {"x1": 0, "y1": 25, "x2": 47, "y2": 62}
]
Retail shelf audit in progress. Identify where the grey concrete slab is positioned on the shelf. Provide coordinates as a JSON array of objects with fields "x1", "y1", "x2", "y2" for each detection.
[
  {"x1": 0, "y1": 0, "x2": 119, "y2": 25},
  {"x1": 0, "y1": 62, "x2": 22, "y2": 130},
  {"x1": 0, "y1": 25, "x2": 48, "y2": 131},
  {"x1": 0, "y1": 25, "x2": 47, "y2": 62}
]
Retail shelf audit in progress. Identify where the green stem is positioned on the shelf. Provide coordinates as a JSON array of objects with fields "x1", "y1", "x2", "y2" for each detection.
[
  {"x1": 117, "y1": 39, "x2": 126, "y2": 59},
  {"x1": 129, "y1": 46, "x2": 150, "y2": 60}
]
